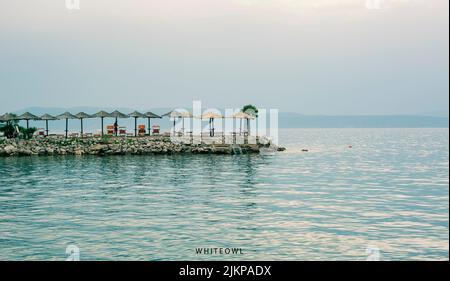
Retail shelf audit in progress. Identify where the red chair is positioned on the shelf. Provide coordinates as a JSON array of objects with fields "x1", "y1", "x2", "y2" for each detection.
[
  {"x1": 152, "y1": 125, "x2": 160, "y2": 135},
  {"x1": 138, "y1": 125, "x2": 146, "y2": 136}
]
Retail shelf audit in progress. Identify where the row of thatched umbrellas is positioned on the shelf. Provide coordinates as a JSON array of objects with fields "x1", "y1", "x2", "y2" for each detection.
[
  {"x1": 0, "y1": 110, "x2": 162, "y2": 138},
  {"x1": 0, "y1": 110, "x2": 256, "y2": 138},
  {"x1": 162, "y1": 110, "x2": 255, "y2": 137}
]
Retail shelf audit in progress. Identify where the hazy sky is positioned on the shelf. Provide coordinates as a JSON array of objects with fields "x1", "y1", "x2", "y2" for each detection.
[{"x1": 0, "y1": 0, "x2": 448, "y2": 114}]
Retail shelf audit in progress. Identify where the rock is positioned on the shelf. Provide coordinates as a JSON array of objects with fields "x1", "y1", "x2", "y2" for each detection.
[
  {"x1": 0, "y1": 136, "x2": 266, "y2": 157},
  {"x1": 4, "y1": 145, "x2": 17, "y2": 155},
  {"x1": 92, "y1": 144, "x2": 106, "y2": 150},
  {"x1": 18, "y1": 149, "x2": 32, "y2": 156}
]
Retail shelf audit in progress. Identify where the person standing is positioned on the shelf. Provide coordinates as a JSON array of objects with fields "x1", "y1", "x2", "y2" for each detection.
[{"x1": 114, "y1": 121, "x2": 118, "y2": 136}]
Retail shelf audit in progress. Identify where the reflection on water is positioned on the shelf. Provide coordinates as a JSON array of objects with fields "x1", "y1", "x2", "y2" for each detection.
[{"x1": 0, "y1": 128, "x2": 448, "y2": 260}]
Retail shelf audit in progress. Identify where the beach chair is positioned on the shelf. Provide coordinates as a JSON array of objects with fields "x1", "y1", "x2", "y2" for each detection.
[
  {"x1": 152, "y1": 125, "x2": 160, "y2": 135},
  {"x1": 138, "y1": 125, "x2": 146, "y2": 136},
  {"x1": 107, "y1": 125, "x2": 114, "y2": 135},
  {"x1": 119, "y1": 127, "x2": 127, "y2": 136},
  {"x1": 37, "y1": 128, "x2": 45, "y2": 137}
]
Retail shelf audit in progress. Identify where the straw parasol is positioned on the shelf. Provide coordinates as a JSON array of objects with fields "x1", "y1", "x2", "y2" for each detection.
[
  {"x1": 128, "y1": 111, "x2": 146, "y2": 137},
  {"x1": 162, "y1": 110, "x2": 193, "y2": 135},
  {"x1": 40, "y1": 114, "x2": 58, "y2": 136},
  {"x1": 18, "y1": 112, "x2": 39, "y2": 129},
  {"x1": 232, "y1": 111, "x2": 255, "y2": 135},
  {"x1": 92, "y1": 111, "x2": 112, "y2": 136},
  {"x1": 144, "y1": 112, "x2": 161, "y2": 135},
  {"x1": 56, "y1": 112, "x2": 77, "y2": 138},
  {"x1": 110, "y1": 110, "x2": 129, "y2": 136},
  {"x1": 202, "y1": 112, "x2": 223, "y2": 137},
  {"x1": 75, "y1": 112, "x2": 93, "y2": 136},
  {"x1": 0, "y1": 113, "x2": 18, "y2": 125}
]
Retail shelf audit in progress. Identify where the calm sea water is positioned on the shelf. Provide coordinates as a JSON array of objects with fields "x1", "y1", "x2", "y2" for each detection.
[{"x1": 0, "y1": 128, "x2": 448, "y2": 261}]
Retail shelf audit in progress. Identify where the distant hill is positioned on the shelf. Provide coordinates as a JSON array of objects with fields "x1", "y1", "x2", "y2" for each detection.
[
  {"x1": 279, "y1": 113, "x2": 449, "y2": 128},
  {"x1": 2, "y1": 107, "x2": 448, "y2": 133}
]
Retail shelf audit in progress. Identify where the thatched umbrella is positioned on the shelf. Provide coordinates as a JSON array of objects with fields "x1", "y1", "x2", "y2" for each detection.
[
  {"x1": 18, "y1": 112, "x2": 39, "y2": 129},
  {"x1": 202, "y1": 112, "x2": 223, "y2": 137},
  {"x1": 56, "y1": 112, "x2": 77, "y2": 138},
  {"x1": 75, "y1": 112, "x2": 93, "y2": 136},
  {"x1": 128, "y1": 111, "x2": 146, "y2": 137},
  {"x1": 145, "y1": 112, "x2": 162, "y2": 135},
  {"x1": 162, "y1": 110, "x2": 193, "y2": 135},
  {"x1": 92, "y1": 111, "x2": 112, "y2": 136},
  {"x1": 232, "y1": 111, "x2": 255, "y2": 135},
  {"x1": 110, "y1": 110, "x2": 129, "y2": 136},
  {"x1": 0, "y1": 113, "x2": 18, "y2": 125},
  {"x1": 40, "y1": 114, "x2": 58, "y2": 136}
]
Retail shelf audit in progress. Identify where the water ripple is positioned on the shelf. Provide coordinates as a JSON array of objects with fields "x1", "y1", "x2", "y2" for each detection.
[{"x1": 0, "y1": 128, "x2": 448, "y2": 260}]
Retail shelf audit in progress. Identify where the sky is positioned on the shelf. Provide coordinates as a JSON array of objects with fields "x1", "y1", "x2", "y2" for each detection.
[{"x1": 0, "y1": 0, "x2": 448, "y2": 115}]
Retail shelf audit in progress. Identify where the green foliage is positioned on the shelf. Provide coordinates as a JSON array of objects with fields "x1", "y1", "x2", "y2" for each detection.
[
  {"x1": 21, "y1": 127, "x2": 37, "y2": 140},
  {"x1": 242, "y1": 104, "x2": 259, "y2": 117},
  {"x1": 0, "y1": 114, "x2": 20, "y2": 138},
  {"x1": 0, "y1": 124, "x2": 18, "y2": 139},
  {"x1": 100, "y1": 135, "x2": 112, "y2": 144},
  {"x1": 0, "y1": 124, "x2": 36, "y2": 139}
]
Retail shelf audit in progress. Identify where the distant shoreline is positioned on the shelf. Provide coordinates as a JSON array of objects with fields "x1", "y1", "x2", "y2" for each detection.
[{"x1": 3, "y1": 107, "x2": 448, "y2": 131}]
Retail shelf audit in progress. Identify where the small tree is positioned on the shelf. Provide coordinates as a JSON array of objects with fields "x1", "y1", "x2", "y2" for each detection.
[
  {"x1": 21, "y1": 127, "x2": 37, "y2": 140},
  {"x1": 0, "y1": 114, "x2": 37, "y2": 139},
  {"x1": 0, "y1": 124, "x2": 16, "y2": 139},
  {"x1": 241, "y1": 105, "x2": 258, "y2": 134},
  {"x1": 242, "y1": 104, "x2": 258, "y2": 117},
  {"x1": 0, "y1": 114, "x2": 19, "y2": 138}
]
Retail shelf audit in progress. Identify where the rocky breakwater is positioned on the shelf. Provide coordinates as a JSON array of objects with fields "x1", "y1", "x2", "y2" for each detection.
[{"x1": 0, "y1": 136, "x2": 267, "y2": 157}]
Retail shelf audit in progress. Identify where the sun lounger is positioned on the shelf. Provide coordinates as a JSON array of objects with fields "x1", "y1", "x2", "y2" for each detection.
[
  {"x1": 138, "y1": 125, "x2": 146, "y2": 136},
  {"x1": 107, "y1": 125, "x2": 114, "y2": 135},
  {"x1": 119, "y1": 127, "x2": 127, "y2": 136},
  {"x1": 152, "y1": 125, "x2": 160, "y2": 135}
]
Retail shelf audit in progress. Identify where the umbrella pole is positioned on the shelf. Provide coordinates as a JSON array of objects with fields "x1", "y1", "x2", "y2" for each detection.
[
  {"x1": 240, "y1": 119, "x2": 242, "y2": 135},
  {"x1": 65, "y1": 118, "x2": 68, "y2": 139},
  {"x1": 26, "y1": 119, "x2": 29, "y2": 130},
  {"x1": 135, "y1": 117, "x2": 137, "y2": 137},
  {"x1": 246, "y1": 119, "x2": 249, "y2": 135},
  {"x1": 81, "y1": 118, "x2": 84, "y2": 137},
  {"x1": 209, "y1": 118, "x2": 212, "y2": 137},
  {"x1": 148, "y1": 118, "x2": 151, "y2": 136},
  {"x1": 101, "y1": 117, "x2": 104, "y2": 136},
  {"x1": 233, "y1": 117, "x2": 236, "y2": 144},
  {"x1": 46, "y1": 120, "x2": 49, "y2": 137}
]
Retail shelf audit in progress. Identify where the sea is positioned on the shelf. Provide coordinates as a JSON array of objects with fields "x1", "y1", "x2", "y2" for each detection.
[{"x1": 0, "y1": 128, "x2": 448, "y2": 260}]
